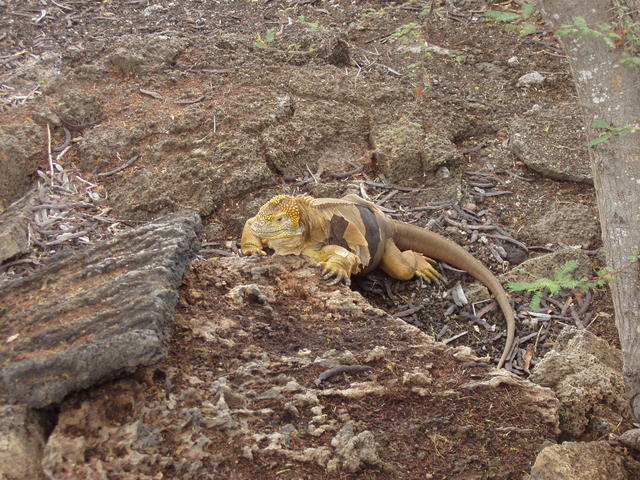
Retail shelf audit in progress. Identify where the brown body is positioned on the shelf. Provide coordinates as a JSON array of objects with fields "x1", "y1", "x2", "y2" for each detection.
[{"x1": 241, "y1": 194, "x2": 515, "y2": 368}]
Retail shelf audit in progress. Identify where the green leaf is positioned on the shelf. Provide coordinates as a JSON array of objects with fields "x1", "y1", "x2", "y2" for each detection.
[
  {"x1": 619, "y1": 53, "x2": 640, "y2": 66},
  {"x1": 507, "y1": 281, "x2": 535, "y2": 292},
  {"x1": 603, "y1": 36, "x2": 617, "y2": 49},
  {"x1": 253, "y1": 40, "x2": 268, "y2": 49},
  {"x1": 573, "y1": 16, "x2": 588, "y2": 29},
  {"x1": 520, "y1": 3, "x2": 535, "y2": 19},
  {"x1": 586, "y1": 134, "x2": 612, "y2": 147},
  {"x1": 530, "y1": 291, "x2": 543, "y2": 310},
  {"x1": 518, "y1": 23, "x2": 537, "y2": 36},
  {"x1": 265, "y1": 28, "x2": 277, "y2": 43},
  {"x1": 592, "y1": 119, "x2": 612, "y2": 130},
  {"x1": 556, "y1": 26, "x2": 578, "y2": 37},
  {"x1": 555, "y1": 260, "x2": 579, "y2": 279},
  {"x1": 485, "y1": 10, "x2": 522, "y2": 22}
]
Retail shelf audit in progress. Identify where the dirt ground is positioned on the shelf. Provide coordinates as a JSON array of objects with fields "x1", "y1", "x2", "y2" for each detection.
[{"x1": 0, "y1": 0, "x2": 627, "y2": 477}]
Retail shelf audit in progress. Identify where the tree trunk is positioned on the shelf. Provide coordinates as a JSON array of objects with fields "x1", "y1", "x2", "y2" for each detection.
[{"x1": 538, "y1": 0, "x2": 640, "y2": 418}]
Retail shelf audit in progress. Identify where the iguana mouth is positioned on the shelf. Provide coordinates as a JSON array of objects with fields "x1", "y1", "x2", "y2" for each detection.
[{"x1": 250, "y1": 224, "x2": 303, "y2": 239}]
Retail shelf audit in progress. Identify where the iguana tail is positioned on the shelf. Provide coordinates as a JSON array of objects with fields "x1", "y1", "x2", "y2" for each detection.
[{"x1": 392, "y1": 220, "x2": 515, "y2": 368}]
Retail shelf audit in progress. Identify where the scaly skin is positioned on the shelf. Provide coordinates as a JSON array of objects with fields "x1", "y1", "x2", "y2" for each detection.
[{"x1": 241, "y1": 193, "x2": 515, "y2": 368}]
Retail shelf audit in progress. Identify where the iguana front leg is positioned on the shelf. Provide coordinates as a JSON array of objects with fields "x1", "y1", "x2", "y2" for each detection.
[
  {"x1": 302, "y1": 245, "x2": 361, "y2": 286},
  {"x1": 380, "y1": 240, "x2": 442, "y2": 283},
  {"x1": 240, "y1": 217, "x2": 267, "y2": 255}
]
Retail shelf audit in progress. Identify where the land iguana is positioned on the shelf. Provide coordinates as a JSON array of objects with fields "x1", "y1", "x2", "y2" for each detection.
[{"x1": 240, "y1": 193, "x2": 515, "y2": 368}]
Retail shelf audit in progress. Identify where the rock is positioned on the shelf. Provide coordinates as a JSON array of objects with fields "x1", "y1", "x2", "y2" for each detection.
[
  {"x1": 54, "y1": 88, "x2": 103, "y2": 127},
  {"x1": 617, "y1": 428, "x2": 640, "y2": 451},
  {"x1": 0, "y1": 404, "x2": 47, "y2": 480},
  {"x1": 40, "y1": 255, "x2": 559, "y2": 478},
  {"x1": 327, "y1": 424, "x2": 387, "y2": 473},
  {"x1": 106, "y1": 35, "x2": 190, "y2": 74},
  {"x1": 0, "y1": 211, "x2": 201, "y2": 408},
  {"x1": 527, "y1": 203, "x2": 599, "y2": 248},
  {"x1": 509, "y1": 104, "x2": 592, "y2": 184},
  {"x1": 423, "y1": 42, "x2": 462, "y2": 58},
  {"x1": 316, "y1": 35, "x2": 351, "y2": 67},
  {"x1": 30, "y1": 108, "x2": 62, "y2": 127},
  {"x1": 0, "y1": 123, "x2": 46, "y2": 209},
  {"x1": 529, "y1": 441, "x2": 633, "y2": 480},
  {"x1": 370, "y1": 123, "x2": 459, "y2": 182},
  {"x1": 76, "y1": 125, "x2": 139, "y2": 172},
  {"x1": 261, "y1": 97, "x2": 368, "y2": 177},
  {"x1": 0, "y1": 188, "x2": 37, "y2": 264},
  {"x1": 108, "y1": 142, "x2": 274, "y2": 221},
  {"x1": 529, "y1": 328, "x2": 630, "y2": 439},
  {"x1": 476, "y1": 62, "x2": 505, "y2": 76},
  {"x1": 517, "y1": 71, "x2": 545, "y2": 86}
]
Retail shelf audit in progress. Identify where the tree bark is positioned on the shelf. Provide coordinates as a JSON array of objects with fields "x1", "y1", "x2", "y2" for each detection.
[{"x1": 538, "y1": 0, "x2": 640, "y2": 418}]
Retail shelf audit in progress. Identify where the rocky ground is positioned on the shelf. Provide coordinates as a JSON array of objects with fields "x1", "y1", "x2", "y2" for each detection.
[{"x1": 1, "y1": 0, "x2": 639, "y2": 478}]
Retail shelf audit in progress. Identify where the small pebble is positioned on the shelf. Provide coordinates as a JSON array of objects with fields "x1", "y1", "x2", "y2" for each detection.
[{"x1": 517, "y1": 71, "x2": 545, "y2": 87}]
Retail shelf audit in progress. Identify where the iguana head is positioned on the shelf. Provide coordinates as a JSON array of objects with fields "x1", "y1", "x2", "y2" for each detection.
[{"x1": 250, "y1": 194, "x2": 305, "y2": 239}]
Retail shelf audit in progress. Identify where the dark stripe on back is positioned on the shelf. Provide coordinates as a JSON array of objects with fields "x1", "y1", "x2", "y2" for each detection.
[
  {"x1": 355, "y1": 204, "x2": 380, "y2": 261},
  {"x1": 327, "y1": 215, "x2": 350, "y2": 250}
]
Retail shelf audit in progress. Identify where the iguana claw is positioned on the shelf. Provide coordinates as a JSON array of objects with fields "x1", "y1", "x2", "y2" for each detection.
[
  {"x1": 416, "y1": 265, "x2": 443, "y2": 283},
  {"x1": 240, "y1": 243, "x2": 267, "y2": 256},
  {"x1": 319, "y1": 262, "x2": 351, "y2": 286},
  {"x1": 414, "y1": 253, "x2": 443, "y2": 283}
]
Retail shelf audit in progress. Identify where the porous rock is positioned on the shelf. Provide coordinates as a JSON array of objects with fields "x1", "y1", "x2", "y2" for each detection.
[
  {"x1": 109, "y1": 136, "x2": 275, "y2": 221},
  {"x1": 509, "y1": 103, "x2": 592, "y2": 184},
  {"x1": 0, "y1": 188, "x2": 37, "y2": 264},
  {"x1": 0, "y1": 404, "x2": 47, "y2": 480},
  {"x1": 370, "y1": 123, "x2": 459, "y2": 182},
  {"x1": 529, "y1": 441, "x2": 635, "y2": 480},
  {"x1": 529, "y1": 327, "x2": 630, "y2": 439},
  {"x1": 0, "y1": 123, "x2": 46, "y2": 209},
  {"x1": 261, "y1": 97, "x2": 368, "y2": 177},
  {"x1": 0, "y1": 211, "x2": 201, "y2": 408},
  {"x1": 54, "y1": 88, "x2": 103, "y2": 127},
  {"x1": 517, "y1": 71, "x2": 545, "y2": 86},
  {"x1": 527, "y1": 203, "x2": 599, "y2": 248},
  {"x1": 106, "y1": 35, "x2": 190, "y2": 74},
  {"x1": 41, "y1": 255, "x2": 560, "y2": 479},
  {"x1": 76, "y1": 125, "x2": 139, "y2": 172}
]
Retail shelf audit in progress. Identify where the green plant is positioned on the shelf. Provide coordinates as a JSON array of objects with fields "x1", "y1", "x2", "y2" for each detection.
[
  {"x1": 362, "y1": 7, "x2": 388, "y2": 19},
  {"x1": 556, "y1": 6, "x2": 640, "y2": 67},
  {"x1": 507, "y1": 260, "x2": 609, "y2": 310},
  {"x1": 485, "y1": 3, "x2": 537, "y2": 36},
  {"x1": 418, "y1": 2, "x2": 434, "y2": 20},
  {"x1": 390, "y1": 22, "x2": 420, "y2": 40},
  {"x1": 587, "y1": 118, "x2": 640, "y2": 146},
  {"x1": 556, "y1": 17, "x2": 622, "y2": 48},
  {"x1": 297, "y1": 15, "x2": 331, "y2": 33},
  {"x1": 254, "y1": 28, "x2": 277, "y2": 49}
]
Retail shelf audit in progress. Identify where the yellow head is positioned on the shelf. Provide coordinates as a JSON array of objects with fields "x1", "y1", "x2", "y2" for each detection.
[{"x1": 250, "y1": 195, "x2": 304, "y2": 239}]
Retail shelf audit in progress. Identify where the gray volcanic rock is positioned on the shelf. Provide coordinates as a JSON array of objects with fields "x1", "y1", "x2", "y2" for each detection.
[
  {"x1": 0, "y1": 211, "x2": 201, "y2": 408},
  {"x1": 530, "y1": 441, "x2": 634, "y2": 480},
  {"x1": 529, "y1": 327, "x2": 629, "y2": 439},
  {"x1": 509, "y1": 103, "x2": 592, "y2": 184},
  {"x1": 0, "y1": 123, "x2": 46, "y2": 209},
  {"x1": 0, "y1": 188, "x2": 37, "y2": 264},
  {"x1": 0, "y1": 404, "x2": 46, "y2": 480}
]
